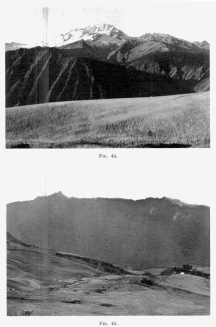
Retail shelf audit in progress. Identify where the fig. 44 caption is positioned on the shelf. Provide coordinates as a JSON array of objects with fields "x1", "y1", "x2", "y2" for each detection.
[{"x1": 99, "y1": 154, "x2": 117, "y2": 159}]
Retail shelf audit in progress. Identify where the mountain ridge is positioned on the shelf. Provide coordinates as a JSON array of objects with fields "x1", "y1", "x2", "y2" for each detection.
[
  {"x1": 7, "y1": 192, "x2": 208, "y2": 207},
  {"x1": 54, "y1": 24, "x2": 210, "y2": 49},
  {"x1": 6, "y1": 48, "x2": 209, "y2": 108},
  {"x1": 6, "y1": 24, "x2": 210, "y2": 50},
  {"x1": 5, "y1": 24, "x2": 210, "y2": 107},
  {"x1": 7, "y1": 194, "x2": 210, "y2": 269}
]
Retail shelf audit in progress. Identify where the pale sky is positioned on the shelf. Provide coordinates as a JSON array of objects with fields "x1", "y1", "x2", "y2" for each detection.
[
  {"x1": 4, "y1": 150, "x2": 211, "y2": 206},
  {"x1": 4, "y1": 2, "x2": 215, "y2": 44}
]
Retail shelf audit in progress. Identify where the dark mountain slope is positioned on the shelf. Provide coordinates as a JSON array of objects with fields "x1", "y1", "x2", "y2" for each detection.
[
  {"x1": 6, "y1": 47, "x2": 201, "y2": 107},
  {"x1": 7, "y1": 194, "x2": 210, "y2": 269},
  {"x1": 5, "y1": 47, "x2": 127, "y2": 107},
  {"x1": 108, "y1": 38, "x2": 209, "y2": 80},
  {"x1": 5, "y1": 28, "x2": 210, "y2": 108}
]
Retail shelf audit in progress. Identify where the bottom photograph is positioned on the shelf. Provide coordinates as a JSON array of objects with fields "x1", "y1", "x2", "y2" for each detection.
[{"x1": 7, "y1": 193, "x2": 210, "y2": 316}]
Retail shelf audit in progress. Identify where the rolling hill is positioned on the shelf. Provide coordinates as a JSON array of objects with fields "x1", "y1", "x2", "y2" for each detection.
[{"x1": 7, "y1": 194, "x2": 210, "y2": 270}]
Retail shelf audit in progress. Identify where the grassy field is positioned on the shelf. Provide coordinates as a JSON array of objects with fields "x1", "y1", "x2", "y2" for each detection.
[
  {"x1": 6, "y1": 92, "x2": 210, "y2": 148},
  {"x1": 7, "y1": 233, "x2": 210, "y2": 316}
]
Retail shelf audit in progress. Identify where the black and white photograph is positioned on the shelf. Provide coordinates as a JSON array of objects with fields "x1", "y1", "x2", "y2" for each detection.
[
  {"x1": 5, "y1": 2, "x2": 211, "y2": 148},
  {"x1": 2, "y1": 0, "x2": 216, "y2": 325},
  {"x1": 4, "y1": 151, "x2": 211, "y2": 317}
]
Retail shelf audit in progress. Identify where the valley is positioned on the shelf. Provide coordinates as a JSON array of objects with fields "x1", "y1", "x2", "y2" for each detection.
[{"x1": 7, "y1": 232, "x2": 210, "y2": 316}]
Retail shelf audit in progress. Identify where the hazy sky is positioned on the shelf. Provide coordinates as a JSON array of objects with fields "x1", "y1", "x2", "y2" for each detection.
[
  {"x1": 4, "y1": 2, "x2": 214, "y2": 44},
  {"x1": 4, "y1": 150, "x2": 211, "y2": 206}
]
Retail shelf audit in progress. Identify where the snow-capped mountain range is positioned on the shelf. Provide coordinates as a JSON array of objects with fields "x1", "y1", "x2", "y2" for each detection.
[
  {"x1": 6, "y1": 23, "x2": 209, "y2": 50},
  {"x1": 51, "y1": 23, "x2": 128, "y2": 46},
  {"x1": 6, "y1": 24, "x2": 128, "y2": 49},
  {"x1": 51, "y1": 24, "x2": 209, "y2": 48},
  {"x1": 6, "y1": 22, "x2": 210, "y2": 108}
]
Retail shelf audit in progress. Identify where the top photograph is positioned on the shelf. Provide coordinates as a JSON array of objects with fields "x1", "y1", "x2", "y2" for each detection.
[{"x1": 5, "y1": 4, "x2": 210, "y2": 148}]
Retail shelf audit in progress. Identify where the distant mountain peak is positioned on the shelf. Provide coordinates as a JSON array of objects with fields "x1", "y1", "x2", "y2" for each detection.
[
  {"x1": 49, "y1": 191, "x2": 68, "y2": 199},
  {"x1": 138, "y1": 33, "x2": 209, "y2": 51},
  {"x1": 83, "y1": 23, "x2": 125, "y2": 36},
  {"x1": 85, "y1": 23, "x2": 115, "y2": 30},
  {"x1": 53, "y1": 23, "x2": 128, "y2": 46},
  {"x1": 193, "y1": 40, "x2": 210, "y2": 49},
  {"x1": 6, "y1": 25, "x2": 209, "y2": 51}
]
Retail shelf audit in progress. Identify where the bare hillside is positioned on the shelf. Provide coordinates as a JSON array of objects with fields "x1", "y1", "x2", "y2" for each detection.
[{"x1": 7, "y1": 232, "x2": 210, "y2": 316}]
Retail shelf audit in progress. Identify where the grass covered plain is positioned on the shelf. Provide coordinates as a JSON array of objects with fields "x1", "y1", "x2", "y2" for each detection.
[{"x1": 6, "y1": 92, "x2": 210, "y2": 148}]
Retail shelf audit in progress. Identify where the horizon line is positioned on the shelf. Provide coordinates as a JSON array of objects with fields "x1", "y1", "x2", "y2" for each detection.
[
  {"x1": 6, "y1": 192, "x2": 209, "y2": 207},
  {"x1": 5, "y1": 24, "x2": 210, "y2": 45}
]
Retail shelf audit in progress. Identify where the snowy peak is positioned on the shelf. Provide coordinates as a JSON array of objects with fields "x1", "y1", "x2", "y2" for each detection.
[
  {"x1": 6, "y1": 25, "x2": 209, "y2": 50},
  {"x1": 54, "y1": 24, "x2": 128, "y2": 46},
  {"x1": 82, "y1": 24, "x2": 127, "y2": 39},
  {"x1": 54, "y1": 28, "x2": 209, "y2": 50}
]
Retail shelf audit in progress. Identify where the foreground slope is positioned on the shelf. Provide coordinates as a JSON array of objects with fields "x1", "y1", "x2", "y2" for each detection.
[
  {"x1": 6, "y1": 92, "x2": 210, "y2": 148},
  {"x1": 7, "y1": 232, "x2": 210, "y2": 316},
  {"x1": 7, "y1": 195, "x2": 210, "y2": 269}
]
